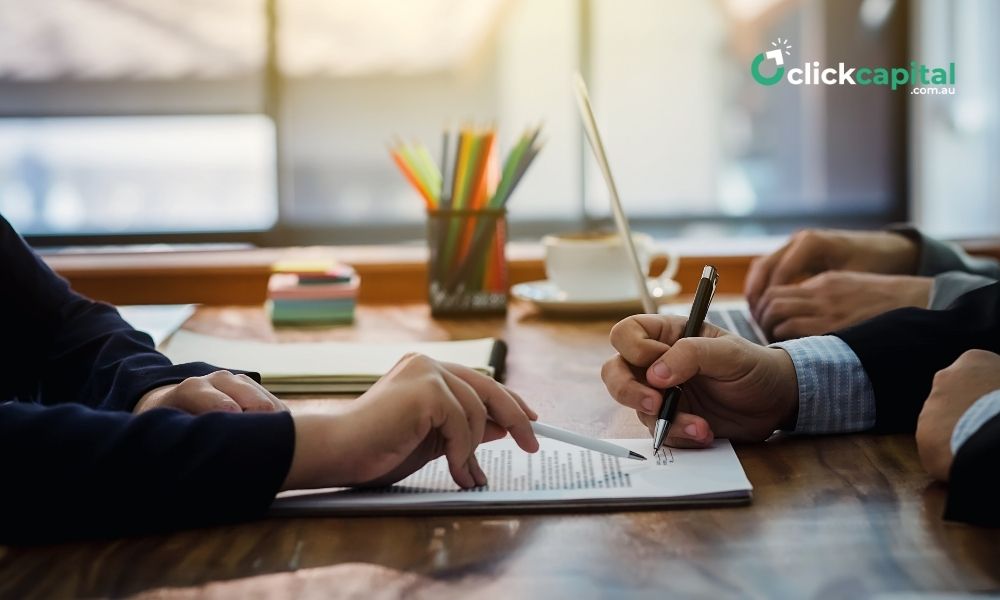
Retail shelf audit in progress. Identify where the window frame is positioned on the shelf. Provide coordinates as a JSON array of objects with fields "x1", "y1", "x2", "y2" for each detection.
[{"x1": 13, "y1": 0, "x2": 909, "y2": 249}]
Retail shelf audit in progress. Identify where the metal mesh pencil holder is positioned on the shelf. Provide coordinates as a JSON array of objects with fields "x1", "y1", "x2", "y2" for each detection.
[{"x1": 427, "y1": 208, "x2": 508, "y2": 317}]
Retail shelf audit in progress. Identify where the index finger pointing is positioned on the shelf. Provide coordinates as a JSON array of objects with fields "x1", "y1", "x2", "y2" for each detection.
[{"x1": 440, "y1": 362, "x2": 539, "y2": 453}]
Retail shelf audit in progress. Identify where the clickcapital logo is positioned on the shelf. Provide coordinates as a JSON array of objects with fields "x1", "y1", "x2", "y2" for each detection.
[
  {"x1": 751, "y1": 38, "x2": 791, "y2": 85},
  {"x1": 750, "y1": 37, "x2": 956, "y2": 94}
]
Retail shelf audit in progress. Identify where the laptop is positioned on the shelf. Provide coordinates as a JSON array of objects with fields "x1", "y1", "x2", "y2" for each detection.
[{"x1": 572, "y1": 74, "x2": 768, "y2": 345}]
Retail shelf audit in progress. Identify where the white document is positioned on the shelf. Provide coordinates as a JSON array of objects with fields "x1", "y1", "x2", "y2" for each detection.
[
  {"x1": 117, "y1": 304, "x2": 197, "y2": 348},
  {"x1": 160, "y1": 330, "x2": 498, "y2": 392},
  {"x1": 272, "y1": 438, "x2": 752, "y2": 515}
]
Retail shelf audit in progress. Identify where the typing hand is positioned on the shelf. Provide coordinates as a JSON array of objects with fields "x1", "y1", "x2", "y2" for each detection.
[
  {"x1": 282, "y1": 353, "x2": 539, "y2": 491},
  {"x1": 756, "y1": 271, "x2": 932, "y2": 340},
  {"x1": 745, "y1": 229, "x2": 919, "y2": 314},
  {"x1": 916, "y1": 350, "x2": 1000, "y2": 482},
  {"x1": 601, "y1": 315, "x2": 799, "y2": 446},
  {"x1": 134, "y1": 371, "x2": 289, "y2": 415}
]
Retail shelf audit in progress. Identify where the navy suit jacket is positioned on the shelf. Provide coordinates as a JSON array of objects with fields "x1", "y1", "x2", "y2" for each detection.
[
  {"x1": 0, "y1": 215, "x2": 294, "y2": 544},
  {"x1": 836, "y1": 282, "x2": 1000, "y2": 526}
]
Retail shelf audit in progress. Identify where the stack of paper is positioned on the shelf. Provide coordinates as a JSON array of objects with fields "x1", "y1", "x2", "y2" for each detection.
[
  {"x1": 272, "y1": 438, "x2": 752, "y2": 514},
  {"x1": 117, "y1": 304, "x2": 196, "y2": 347},
  {"x1": 267, "y1": 261, "x2": 359, "y2": 325},
  {"x1": 160, "y1": 330, "x2": 503, "y2": 393}
]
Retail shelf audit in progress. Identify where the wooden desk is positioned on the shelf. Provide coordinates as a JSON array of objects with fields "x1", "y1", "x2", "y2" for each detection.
[{"x1": 1, "y1": 302, "x2": 998, "y2": 598}]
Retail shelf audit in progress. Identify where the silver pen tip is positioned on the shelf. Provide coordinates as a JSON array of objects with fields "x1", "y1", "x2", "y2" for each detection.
[
  {"x1": 628, "y1": 450, "x2": 647, "y2": 461},
  {"x1": 652, "y1": 419, "x2": 669, "y2": 453}
]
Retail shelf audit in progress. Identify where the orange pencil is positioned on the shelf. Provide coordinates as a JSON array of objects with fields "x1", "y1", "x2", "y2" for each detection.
[
  {"x1": 485, "y1": 135, "x2": 500, "y2": 204},
  {"x1": 390, "y1": 149, "x2": 434, "y2": 209},
  {"x1": 482, "y1": 143, "x2": 502, "y2": 290},
  {"x1": 456, "y1": 130, "x2": 493, "y2": 271},
  {"x1": 469, "y1": 132, "x2": 496, "y2": 209}
]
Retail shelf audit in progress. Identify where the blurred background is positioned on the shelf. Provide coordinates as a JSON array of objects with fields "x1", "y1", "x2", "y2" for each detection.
[{"x1": 0, "y1": 0, "x2": 996, "y2": 247}]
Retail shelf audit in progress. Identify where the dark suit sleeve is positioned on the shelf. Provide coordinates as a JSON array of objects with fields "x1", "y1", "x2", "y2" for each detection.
[
  {"x1": 0, "y1": 402, "x2": 294, "y2": 544},
  {"x1": 890, "y1": 225, "x2": 1000, "y2": 279},
  {"x1": 945, "y1": 413, "x2": 1000, "y2": 527},
  {"x1": 1, "y1": 215, "x2": 295, "y2": 543},
  {"x1": 834, "y1": 281, "x2": 1000, "y2": 433},
  {"x1": 1, "y1": 213, "x2": 234, "y2": 411}
]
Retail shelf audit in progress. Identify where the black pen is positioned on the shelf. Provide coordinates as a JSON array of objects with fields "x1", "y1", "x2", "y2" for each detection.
[{"x1": 652, "y1": 265, "x2": 719, "y2": 453}]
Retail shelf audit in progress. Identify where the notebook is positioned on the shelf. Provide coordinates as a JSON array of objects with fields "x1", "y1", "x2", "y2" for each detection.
[
  {"x1": 160, "y1": 330, "x2": 506, "y2": 394},
  {"x1": 271, "y1": 438, "x2": 752, "y2": 515}
]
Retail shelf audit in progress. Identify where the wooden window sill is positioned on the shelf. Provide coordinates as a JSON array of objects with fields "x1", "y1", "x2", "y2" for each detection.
[
  {"x1": 42, "y1": 243, "x2": 754, "y2": 305},
  {"x1": 43, "y1": 239, "x2": 1000, "y2": 306}
]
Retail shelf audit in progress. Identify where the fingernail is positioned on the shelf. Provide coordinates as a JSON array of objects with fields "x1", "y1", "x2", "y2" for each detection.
[
  {"x1": 463, "y1": 469, "x2": 475, "y2": 488},
  {"x1": 651, "y1": 362, "x2": 670, "y2": 380},
  {"x1": 684, "y1": 424, "x2": 699, "y2": 438},
  {"x1": 641, "y1": 397, "x2": 656, "y2": 413}
]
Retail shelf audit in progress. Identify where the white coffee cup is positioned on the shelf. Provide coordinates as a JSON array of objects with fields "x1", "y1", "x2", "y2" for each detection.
[{"x1": 542, "y1": 231, "x2": 679, "y2": 301}]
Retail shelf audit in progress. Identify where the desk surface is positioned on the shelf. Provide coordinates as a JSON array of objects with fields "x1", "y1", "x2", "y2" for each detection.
[{"x1": 1, "y1": 302, "x2": 998, "y2": 599}]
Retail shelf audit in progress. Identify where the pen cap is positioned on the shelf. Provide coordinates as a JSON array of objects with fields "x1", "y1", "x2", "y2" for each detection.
[{"x1": 683, "y1": 265, "x2": 718, "y2": 338}]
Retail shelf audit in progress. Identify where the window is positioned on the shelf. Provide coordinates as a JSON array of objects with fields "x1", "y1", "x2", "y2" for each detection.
[
  {"x1": 272, "y1": 0, "x2": 582, "y2": 238},
  {"x1": 911, "y1": 0, "x2": 1000, "y2": 239},
  {"x1": 0, "y1": 115, "x2": 277, "y2": 235},
  {"x1": 0, "y1": 0, "x2": 933, "y2": 245},
  {"x1": 586, "y1": 0, "x2": 907, "y2": 230},
  {"x1": 0, "y1": 0, "x2": 272, "y2": 238}
]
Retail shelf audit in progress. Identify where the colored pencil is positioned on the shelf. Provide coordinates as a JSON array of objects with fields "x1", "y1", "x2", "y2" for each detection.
[
  {"x1": 389, "y1": 124, "x2": 543, "y2": 295},
  {"x1": 390, "y1": 149, "x2": 434, "y2": 209}
]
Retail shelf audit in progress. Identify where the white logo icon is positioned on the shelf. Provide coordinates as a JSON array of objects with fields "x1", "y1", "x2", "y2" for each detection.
[{"x1": 766, "y1": 38, "x2": 793, "y2": 66}]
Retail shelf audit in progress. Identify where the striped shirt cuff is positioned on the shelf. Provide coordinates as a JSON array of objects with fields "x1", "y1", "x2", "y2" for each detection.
[
  {"x1": 771, "y1": 336, "x2": 876, "y2": 434},
  {"x1": 951, "y1": 389, "x2": 1000, "y2": 454}
]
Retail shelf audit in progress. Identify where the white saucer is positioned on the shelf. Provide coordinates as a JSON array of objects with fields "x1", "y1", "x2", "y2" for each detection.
[{"x1": 511, "y1": 278, "x2": 681, "y2": 316}]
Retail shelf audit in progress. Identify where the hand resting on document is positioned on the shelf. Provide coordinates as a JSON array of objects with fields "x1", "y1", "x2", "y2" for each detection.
[{"x1": 282, "y1": 353, "x2": 540, "y2": 491}]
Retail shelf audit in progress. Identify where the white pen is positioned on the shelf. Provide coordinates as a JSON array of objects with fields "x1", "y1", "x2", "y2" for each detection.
[{"x1": 530, "y1": 421, "x2": 646, "y2": 461}]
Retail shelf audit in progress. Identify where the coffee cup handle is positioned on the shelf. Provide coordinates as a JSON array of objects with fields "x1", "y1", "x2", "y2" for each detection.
[{"x1": 649, "y1": 250, "x2": 679, "y2": 281}]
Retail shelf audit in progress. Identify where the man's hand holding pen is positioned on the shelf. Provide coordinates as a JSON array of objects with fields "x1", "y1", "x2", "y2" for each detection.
[{"x1": 601, "y1": 314, "x2": 800, "y2": 446}]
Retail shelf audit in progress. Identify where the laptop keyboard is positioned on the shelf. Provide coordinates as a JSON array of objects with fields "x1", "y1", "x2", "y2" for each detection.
[{"x1": 706, "y1": 307, "x2": 768, "y2": 345}]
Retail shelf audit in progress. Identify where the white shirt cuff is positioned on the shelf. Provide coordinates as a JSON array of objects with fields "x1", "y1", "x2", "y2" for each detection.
[
  {"x1": 771, "y1": 336, "x2": 876, "y2": 434},
  {"x1": 950, "y1": 389, "x2": 1000, "y2": 454}
]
